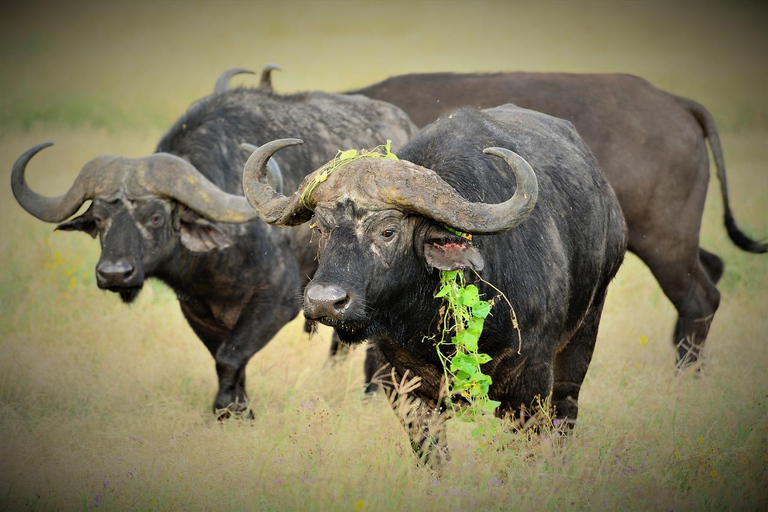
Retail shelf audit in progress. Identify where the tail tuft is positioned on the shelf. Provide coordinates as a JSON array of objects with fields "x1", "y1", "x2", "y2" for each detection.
[
  {"x1": 725, "y1": 215, "x2": 767, "y2": 253},
  {"x1": 674, "y1": 94, "x2": 767, "y2": 254}
]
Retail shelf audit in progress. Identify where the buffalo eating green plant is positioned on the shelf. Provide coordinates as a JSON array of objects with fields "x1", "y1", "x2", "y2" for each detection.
[{"x1": 303, "y1": 143, "x2": 509, "y2": 435}]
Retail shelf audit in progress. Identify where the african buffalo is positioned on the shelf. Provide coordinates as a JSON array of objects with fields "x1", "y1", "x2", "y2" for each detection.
[
  {"x1": 11, "y1": 68, "x2": 416, "y2": 417},
  {"x1": 347, "y1": 71, "x2": 766, "y2": 365},
  {"x1": 240, "y1": 105, "x2": 627, "y2": 463}
]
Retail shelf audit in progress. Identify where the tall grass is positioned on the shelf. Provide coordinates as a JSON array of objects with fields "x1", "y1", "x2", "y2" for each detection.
[{"x1": 1, "y1": 1, "x2": 766, "y2": 510}]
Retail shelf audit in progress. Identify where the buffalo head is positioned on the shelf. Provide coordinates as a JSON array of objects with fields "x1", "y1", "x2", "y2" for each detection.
[
  {"x1": 12, "y1": 143, "x2": 260, "y2": 303},
  {"x1": 240, "y1": 139, "x2": 538, "y2": 343}
]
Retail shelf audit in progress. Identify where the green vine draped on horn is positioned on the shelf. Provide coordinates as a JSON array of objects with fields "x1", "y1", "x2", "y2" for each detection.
[{"x1": 300, "y1": 140, "x2": 399, "y2": 211}]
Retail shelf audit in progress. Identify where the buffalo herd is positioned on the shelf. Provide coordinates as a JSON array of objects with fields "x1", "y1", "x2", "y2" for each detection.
[{"x1": 11, "y1": 66, "x2": 765, "y2": 464}]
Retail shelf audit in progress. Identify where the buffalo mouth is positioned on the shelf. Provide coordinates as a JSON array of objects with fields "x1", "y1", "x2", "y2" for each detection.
[
  {"x1": 104, "y1": 285, "x2": 143, "y2": 304},
  {"x1": 308, "y1": 317, "x2": 369, "y2": 344}
]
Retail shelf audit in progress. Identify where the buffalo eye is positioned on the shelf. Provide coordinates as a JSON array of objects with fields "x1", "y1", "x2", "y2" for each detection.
[
  {"x1": 381, "y1": 228, "x2": 395, "y2": 240},
  {"x1": 147, "y1": 213, "x2": 164, "y2": 227}
]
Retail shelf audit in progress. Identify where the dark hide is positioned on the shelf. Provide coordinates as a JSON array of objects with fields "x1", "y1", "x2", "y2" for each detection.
[
  {"x1": 347, "y1": 71, "x2": 766, "y2": 365},
  {"x1": 50, "y1": 85, "x2": 417, "y2": 416},
  {"x1": 303, "y1": 106, "x2": 627, "y2": 463}
]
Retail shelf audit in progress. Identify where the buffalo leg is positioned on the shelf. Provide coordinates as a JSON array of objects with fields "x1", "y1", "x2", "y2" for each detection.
[
  {"x1": 636, "y1": 246, "x2": 720, "y2": 367},
  {"x1": 494, "y1": 358, "x2": 554, "y2": 431},
  {"x1": 552, "y1": 293, "x2": 606, "y2": 428},
  {"x1": 384, "y1": 384, "x2": 449, "y2": 467},
  {"x1": 668, "y1": 262, "x2": 719, "y2": 367},
  {"x1": 372, "y1": 343, "x2": 449, "y2": 467},
  {"x1": 179, "y1": 299, "x2": 225, "y2": 358},
  {"x1": 363, "y1": 344, "x2": 382, "y2": 394},
  {"x1": 213, "y1": 299, "x2": 297, "y2": 417},
  {"x1": 699, "y1": 248, "x2": 724, "y2": 284}
]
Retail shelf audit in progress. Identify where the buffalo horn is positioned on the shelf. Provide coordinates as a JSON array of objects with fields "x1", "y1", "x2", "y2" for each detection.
[
  {"x1": 213, "y1": 68, "x2": 255, "y2": 94},
  {"x1": 241, "y1": 138, "x2": 309, "y2": 225},
  {"x1": 373, "y1": 147, "x2": 538, "y2": 234},
  {"x1": 240, "y1": 142, "x2": 284, "y2": 194},
  {"x1": 437, "y1": 147, "x2": 539, "y2": 234},
  {"x1": 258, "y1": 64, "x2": 281, "y2": 91},
  {"x1": 11, "y1": 142, "x2": 111, "y2": 223},
  {"x1": 11, "y1": 143, "x2": 261, "y2": 224},
  {"x1": 140, "y1": 153, "x2": 260, "y2": 223}
]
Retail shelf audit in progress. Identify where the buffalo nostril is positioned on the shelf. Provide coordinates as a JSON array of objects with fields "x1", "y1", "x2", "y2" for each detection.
[
  {"x1": 97, "y1": 261, "x2": 136, "y2": 286},
  {"x1": 332, "y1": 295, "x2": 349, "y2": 312},
  {"x1": 305, "y1": 283, "x2": 350, "y2": 319}
]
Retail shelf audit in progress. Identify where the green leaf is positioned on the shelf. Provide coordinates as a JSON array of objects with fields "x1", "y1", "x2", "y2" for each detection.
[
  {"x1": 459, "y1": 285, "x2": 480, "y2": 307},
  {"x1": 453, "y1": 377, "x2": 470, "y2": 390},
  {"x1": 450, "y1": 353, "x2": 477, "y2": 374},
  {"x1": 472, "y1": 300, "x2": 492, "y2": 318},
  {"x1": 474, "y1": 353, "x2": 492, "y2": 365},
  {"x1": 455, "y1": 329, "x2": 479, "y2": 351},
  {"x1": 470, "y1": 370, "x2": 491, "y2": 386},
  {"x1": 471, "y1": 372, "x2": 492, "y2": 390},
  {"x1": 339, "y1": 149, "x2": 357, "y2": 161},
  {"x1": 384, "y1": 140, "x2": 399, "y2": 160},
  {"x1": 435, "y1": 284, "x2": 452, "y2": 298},
  {"x1": 482, "y1": 399, "x2": 502, "y2": 412},
  {"x1": 441, "y1": 270, "x2": 460, "y2": 281},
  {"x1": 467, "y1": 317, "x2": 484, "y2": 336}
]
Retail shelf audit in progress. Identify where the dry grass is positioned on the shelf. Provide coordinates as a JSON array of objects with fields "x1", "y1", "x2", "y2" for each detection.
[{"x1": 1, "y1": 1, "x2": 767, "y2": 510}]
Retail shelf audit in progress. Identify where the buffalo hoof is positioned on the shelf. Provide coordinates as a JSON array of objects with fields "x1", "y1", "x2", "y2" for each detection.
[
  {"x1": 675, "y1": 342, "x2": 705, "y2": 374},
  {"x1": 675, "y1": 357, "x2": 705, "y2": 377},
  {"x1": 214, "y1": 401, "x2": 254, "y2": 421}
]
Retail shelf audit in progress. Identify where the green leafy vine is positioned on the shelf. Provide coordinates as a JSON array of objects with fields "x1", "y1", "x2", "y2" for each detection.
[
  {"x1": 301, "y1": 140, "x2": 398, "y2": 210},
  {"x1": 434, "y1": 269, "x2": 501, "y2": 432}
]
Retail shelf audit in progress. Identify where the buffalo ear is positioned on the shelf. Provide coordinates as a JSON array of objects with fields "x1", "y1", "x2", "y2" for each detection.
[
  {"x1": 423, "y1": 227, "x2": 484, "y2": 271},
  {"x1": 55, "y1": 215, "x2": 98, "y2": 238},
  {"x1": 179, "y1": 217, "x2": 232, "y2": 252}
]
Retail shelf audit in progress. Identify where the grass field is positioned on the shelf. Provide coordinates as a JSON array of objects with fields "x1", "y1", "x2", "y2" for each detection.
[{"x1": 1, "y1": 1, "x2": 766, "y2": 510}]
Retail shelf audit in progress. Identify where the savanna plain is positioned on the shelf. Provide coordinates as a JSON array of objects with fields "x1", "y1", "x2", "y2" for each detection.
[{"x1": 1, "y1": 1, "x2": 766, "y2": 510}]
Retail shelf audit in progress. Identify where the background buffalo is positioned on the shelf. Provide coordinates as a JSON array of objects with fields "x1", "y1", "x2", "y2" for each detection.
[{"x1": 347, "y1": 71, "x2": 767, "y2": 367}]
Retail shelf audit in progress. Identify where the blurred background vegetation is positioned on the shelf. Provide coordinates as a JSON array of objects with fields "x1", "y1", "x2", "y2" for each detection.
[{"x1": 2, "y1": 0, "x2": 766, "y2": 133}]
